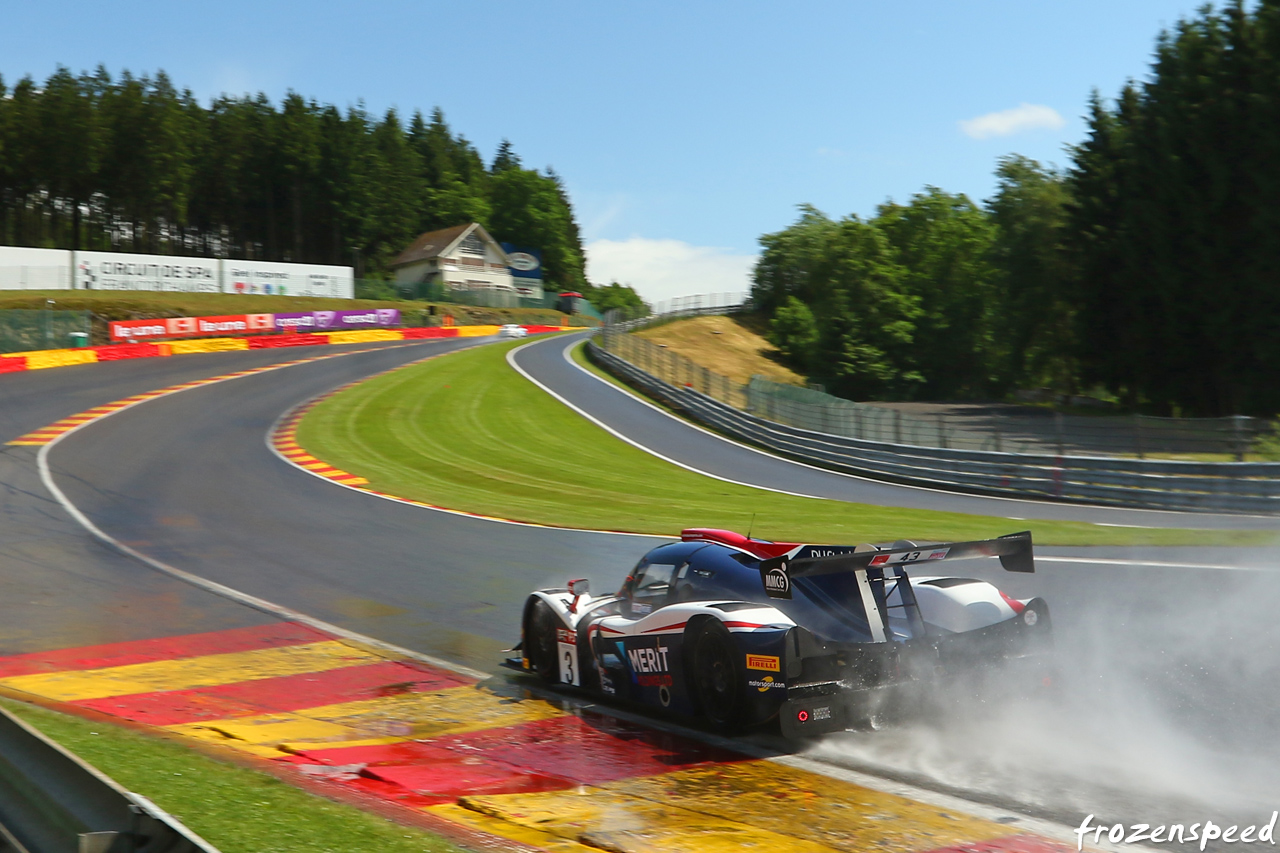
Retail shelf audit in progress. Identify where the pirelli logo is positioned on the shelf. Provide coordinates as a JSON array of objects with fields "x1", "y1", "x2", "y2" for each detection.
[{"x1": 746, "y1": 654, "x2": 780, "y2": 672}]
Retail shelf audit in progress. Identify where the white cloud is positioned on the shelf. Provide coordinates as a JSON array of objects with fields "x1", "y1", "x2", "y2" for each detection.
[
  {"x1": 585, "y1": 238, "x2": 758, "y2": 305},
  {"x1": 959, "y1": 103, "x2": 1065, "y2": 139}
]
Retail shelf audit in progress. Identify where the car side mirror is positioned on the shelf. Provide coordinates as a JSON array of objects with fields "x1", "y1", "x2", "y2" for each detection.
[{"x1": 568, "y1": 579, "x2": 590, "y2": 596}]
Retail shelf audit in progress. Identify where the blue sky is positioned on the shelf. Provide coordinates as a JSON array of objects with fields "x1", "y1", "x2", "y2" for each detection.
[{"x1": 3, "y1": 1, "x2": 1209, "y2": 300}]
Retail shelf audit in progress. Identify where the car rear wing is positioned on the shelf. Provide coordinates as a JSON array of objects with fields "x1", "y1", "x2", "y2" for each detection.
[{"x1": 757, "y1": 531, "x2": 1033, "y2": 600}]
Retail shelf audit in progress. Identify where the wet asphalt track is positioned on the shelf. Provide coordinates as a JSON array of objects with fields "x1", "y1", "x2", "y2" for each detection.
[{"x1": 3, "y1": 332, "x2": 1279, "y2": 842}]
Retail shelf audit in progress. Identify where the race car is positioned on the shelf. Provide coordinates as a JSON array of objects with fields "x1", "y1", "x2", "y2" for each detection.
[
  {"x1": 497, "y1": 323, "x2": 528, "y2": 339},
  {"x1": 512, "y1": 528, "x2": 1052, "y2": 737}
]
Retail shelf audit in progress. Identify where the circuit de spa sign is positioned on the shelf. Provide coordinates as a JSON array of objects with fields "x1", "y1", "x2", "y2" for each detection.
[{"x1": 76, "y1": 251, "x2": 220, "y2": 293}]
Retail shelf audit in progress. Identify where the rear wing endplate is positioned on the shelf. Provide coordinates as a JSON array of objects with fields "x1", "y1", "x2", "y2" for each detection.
[{"x1": 758, "y1": 531, "x2": 1033, "y2": 600}]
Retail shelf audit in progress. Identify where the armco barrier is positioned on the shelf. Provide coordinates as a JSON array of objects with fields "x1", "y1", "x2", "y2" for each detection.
[
  {"x1": 167, "y1": 338, "x2": 251, "y2": 354},
  {"x1": 247, "y1": 333, "x2": 327, "y2": 349},
  {"x1": 321, "y1": 329, "x2": 404, "y2": 345},
  {"x1": 0, "y1": 705, "x2": 218, "y2": 853},
  {"x1": 455, "y1": 324, "x2": 502, "y2": 337},
  {"x1": 401, "y1": 327, "x2": 459, "y2": 339},
  {"x1": 588, "y1": 339, "x2": 1280, "y2": 514},
  {"x1": 20, "y1": 349, "x2": 99, "y2": 371},
  {"x1": 92, "y1": 343, "x2": 164, "y2": 361}
]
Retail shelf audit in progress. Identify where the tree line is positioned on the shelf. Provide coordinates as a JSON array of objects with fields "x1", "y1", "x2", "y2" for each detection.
[
  {"x1": 755, "y1": 0, "x2": 1280, "y2": 416},
  {"x1": 0, "y1": 66, "x2": 589, "y2": 292}
]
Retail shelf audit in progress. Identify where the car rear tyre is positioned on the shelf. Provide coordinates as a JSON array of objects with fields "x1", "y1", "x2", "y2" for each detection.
[
  {"x1": 688, "y1": 620, "x2": 745, "y2": 731},
  {"x1": 525, "y1": 599, "x2": 559, "y2": 682}
]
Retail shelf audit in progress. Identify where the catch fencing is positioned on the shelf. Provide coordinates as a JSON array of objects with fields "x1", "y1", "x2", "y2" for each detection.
[
  {"x1": 604, "y1": 292, "x2": 747, "y2": 332},
  {"x1": 745, "y1": 377, "x2": 1265, "y2": 460},
  {"x1": 590, "y1": 332, "x2": 1280, "y2": 514},
  {"x1": 0, "y1": 310, "x2": 91, "y2": 354},
  {"x1": 599, "y1": 323, "x2": 747, "y2": 409},
  {"x1": 0, "y1": 706, "x2": 218, "y2": 853},
  {"x1": 599, "y1": 294, "x2": 1266, "y2": 460}
]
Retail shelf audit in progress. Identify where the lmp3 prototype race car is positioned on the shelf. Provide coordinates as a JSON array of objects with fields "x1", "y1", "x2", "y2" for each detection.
[{"x1": 513, "y1": 528, "x2": 1052, "y2": 737}]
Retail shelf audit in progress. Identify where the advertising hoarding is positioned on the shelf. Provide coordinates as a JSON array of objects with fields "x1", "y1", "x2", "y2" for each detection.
[
  {"x1": 110, "y1": 310, "x2": 399, "y2": 341},
  {"x1": 110, "y1": 314, "x2": 274, "y2": 341},
  {"x1": 224, "y1": 260, "x2": 354, "y2": 298},
  {"x1": 76, "y1": 251, "x2": 220, "y2": 293},
  {"x1": 274, "y1": 309, "x2": 400, "y2": 332},
  {"x1": 0, "y1": 249, "x2": 356, "y2": 299},
  {"x1": 0, "y1": 247, "x2": 72, "y2": 290},
  {"x1": 500, "y1": 244, "x2": 543, "y2": 299}
]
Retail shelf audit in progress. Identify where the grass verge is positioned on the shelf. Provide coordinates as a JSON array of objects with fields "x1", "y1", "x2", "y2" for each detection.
[
  {"x1": 295, "y1": 339, "x2": 1274, "y2": 547},
  {"x1": 0, "y1": 697, "x2": 462, "y2": 853}
]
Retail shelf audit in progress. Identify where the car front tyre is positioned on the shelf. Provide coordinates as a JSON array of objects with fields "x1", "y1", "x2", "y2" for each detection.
[{"x1": 525, "y1": 599, "x2": 560, "y2": 682}]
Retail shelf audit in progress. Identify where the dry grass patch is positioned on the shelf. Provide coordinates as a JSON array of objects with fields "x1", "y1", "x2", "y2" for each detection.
[{"x1": 634, "y1": 314, "x2": 804, "y2": 386}]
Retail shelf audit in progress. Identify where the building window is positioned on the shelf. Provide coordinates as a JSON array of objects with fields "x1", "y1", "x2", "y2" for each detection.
[{"x1": 459, "y1": 234, "x2": 486, "y2": 255}]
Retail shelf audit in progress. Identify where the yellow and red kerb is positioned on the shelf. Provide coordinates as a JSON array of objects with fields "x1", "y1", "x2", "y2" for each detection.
[
  {"x1": 271, "y1": 384, "x2": 371, "y2": 486},
  {"x1": 0, "y1": 624, "x2": 1073, "y2": 853},
  {"x1": 5, "y1": 357, "x2": 335, "y2": 446}
]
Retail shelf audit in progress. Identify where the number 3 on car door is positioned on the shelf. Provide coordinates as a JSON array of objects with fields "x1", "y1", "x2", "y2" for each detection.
[{"x1": 558, "y1": 642, "x2": 579, "y2": 686}]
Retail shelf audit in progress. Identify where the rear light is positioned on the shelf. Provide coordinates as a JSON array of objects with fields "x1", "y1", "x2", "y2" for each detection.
[
  {"x1": 1023, "y1": 608, "x2": 1039, "y2": 627},
  {"x1": 797, "y1": 710, "x2": 809, "y2": 722}
]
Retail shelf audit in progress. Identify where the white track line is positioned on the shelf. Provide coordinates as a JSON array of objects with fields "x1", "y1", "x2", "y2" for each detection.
[
  {"x1": 552, "y1": 334, "x2": 1276, "y2": 524},
  {"x1": 35, "y1": 343, "x2": 489, "y2": 679},
  {"x1": 506, "y1": 338, "x2": 823, "y2": 499}
]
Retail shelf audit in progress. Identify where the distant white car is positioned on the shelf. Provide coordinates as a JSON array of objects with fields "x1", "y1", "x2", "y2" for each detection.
[{"x1": 498, "y1": 324, "x2": 528, "y2": 339}]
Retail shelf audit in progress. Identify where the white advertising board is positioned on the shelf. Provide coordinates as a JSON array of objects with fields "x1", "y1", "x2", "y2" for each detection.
[
  {"x1": 0, "y1": 248, "x2": 355, "y2": 298},
  {"x1": 74, "y1": 251, "x2": 220, "y2": 293},
  {"x1": 223, "y1": 260, "x2": 354, "y2": 299},
  {"x1": 0, "y1": 247, "x2": 72, "y2": 290}
]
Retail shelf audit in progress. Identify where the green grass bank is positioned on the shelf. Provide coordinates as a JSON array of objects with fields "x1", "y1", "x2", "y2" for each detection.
[{"x1": 295, "y1": 338, "x2": 1272, "y2": 547}]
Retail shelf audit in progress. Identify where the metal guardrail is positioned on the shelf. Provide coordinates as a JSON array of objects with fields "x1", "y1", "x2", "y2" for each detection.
[
  {"x1": 745, "y1": 375, "x2": 1265, "y2": 459},
  {"x1": 587, "y1": 339, "x2": 1280, "y2": 514},
  {"x1": 598, "y1": 316, "x2": 1267, "y2": 459},
  {"x1": 0, "y1": 706, "x2": 218, "y2": 853}
]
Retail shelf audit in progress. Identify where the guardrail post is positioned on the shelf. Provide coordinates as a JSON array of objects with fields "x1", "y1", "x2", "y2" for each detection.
[
  {"x1": 992, "y1": 418, "x2": 1002, "y2": 453},
  {"x1": 1235, "y1": 415, "x2": 1247, "y2": 461},
  {"x1": 1134, "y1": 414, "x2": 1145, "y2": 459},
  {"x1": 894, "y1": 410, "x2": 903, "y2": 444},
  {"x1": 937, "y1": 414, "x2": 948, "y2": 449}
]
